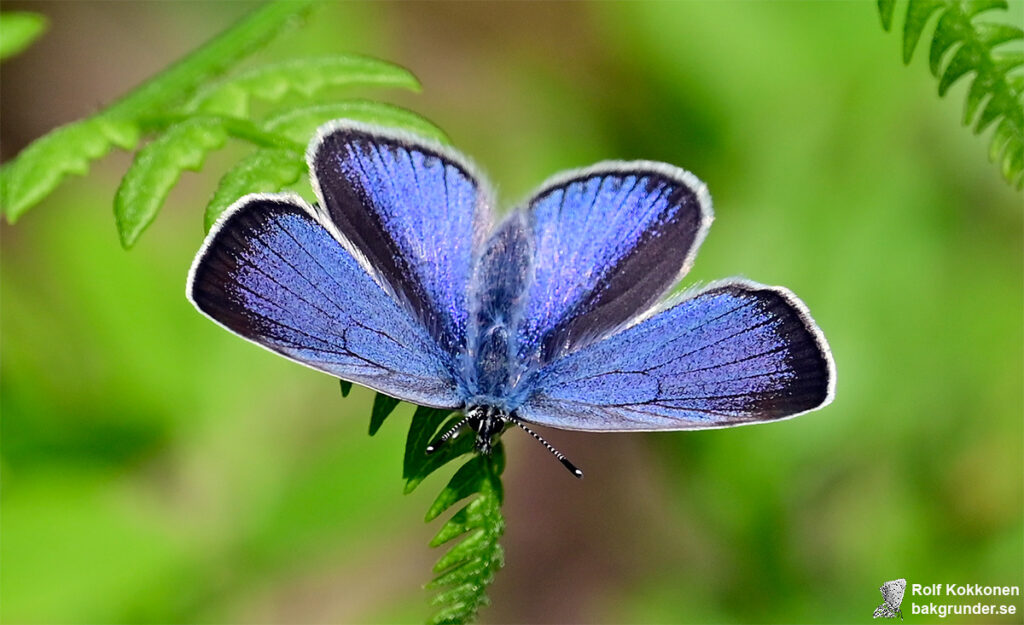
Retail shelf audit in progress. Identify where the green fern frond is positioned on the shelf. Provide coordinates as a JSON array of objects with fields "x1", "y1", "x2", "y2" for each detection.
[
  {"x1": 425, "y1": 453, "x2": 505, "y2": 625},
  {"x1": 1, "y1": 116, "x2": 139, "y2": 222},
  {"x1": 404, "y1": 408, "x2": 477, "y2": 494},
  {"x1": 0, "y1": 11, "x2": 48, "y2": 61},
  {"x1": 204, "y1": 147, "x2": 305, "y2": 230},
  {"x1": 878, "y1": 0, "x2": 1024, "y2": 189},
  {"x1": 186, "y1": 55, "x2": 420, "y2": 117},
  {"x1": 368, "y1": 392, "x2": 402, "y2": 436},
  {"x1": 115, "y1": 118, "x2": 229, "y2": 247},
  {"x1": 1, "y1": 1, "x2": 444, "y2": 251},
  {"x1": 394, "y1": 405, "x2": 507, "y2": 625},
  {"x1": 0, "y1": 0, "x2": 316, "y2": 222}
]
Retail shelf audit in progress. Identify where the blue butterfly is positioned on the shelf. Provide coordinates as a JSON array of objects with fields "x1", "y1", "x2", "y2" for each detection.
[{"x1": 188, "y1": 121, "x2": 835, "y2": 477}]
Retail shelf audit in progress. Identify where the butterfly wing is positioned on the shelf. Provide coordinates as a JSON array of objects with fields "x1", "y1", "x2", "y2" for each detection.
[
  {"x1": 515, "y1": 162, "x2": 712, "y2": 365},
  {"x1": 308, "y1": 121, "x2": 492, "y2": 355},
  {"x1": 516, "y1": 281, "x2": 834, "y2": 430},
  {"x1": 188, "y1": 194, "x2": 462, "y2": 408}
]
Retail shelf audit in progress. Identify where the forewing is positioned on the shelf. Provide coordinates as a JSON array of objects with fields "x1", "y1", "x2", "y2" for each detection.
[
  {"x1": 517, "y1": 162, "x2": 712, "y2": 365},
  {"x1": 516, "y1": 281, "x2": 834, "y2": 430},
  {"x1": 309, "y1": 121, "x2": 491, "y2": 355},
  {"x1": 188, "y1": 194, "x2": 462, "y2": 408}
]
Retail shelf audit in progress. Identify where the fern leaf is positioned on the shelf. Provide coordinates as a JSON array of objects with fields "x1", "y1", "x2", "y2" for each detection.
[
  {"x1": 369, "y1": 392, "x2": 402, "y2": 436},
  {"x1": 204, "y1": 147, "x2": 304, "y2": 231},
  {"x1": 1, "y1": 0, "x2": 315, "y2": 221},
  {"x1": 263, "y1": 101, "x2": 450, "y2": 144},
  {"x1": 115, "y1": 118, "x2": 228, "y2": 248},
  {"x1": 880, "y1": 0, "x2": 1024, "y2": 189},
  {"x1": 187, "y1": 55, "x2": 421, "y2": 117},
  {"x1": 879, "y1": 0, "x2": 898, "y2": 29},
  {"x1": 429, "y1": 497, "x2": 489, "y2": 547},
  {"x1": 901, "y1": 0, "x2": 946, "y2": 62},
  {"x1": 0, "y1": 11, "x2": 48, "y2": 60},
  {"x1": 1, "y1": 117, "x2": 139, "y2": 222},
  {"x1": 426, "y1": 454, "x2": 504, "y2": 522},
  {"x1": 424, "y1": 450, "x2": 505, "y2": 625},
  {"x1": 404, "y1": 408, "x2": 476, "y2": 494},
  {"x1": 398, "y1": 404, "x2": 506, "y2": 624},
  {"x1": 339, "y1": 380, "x2": 353, "y2": 397}
]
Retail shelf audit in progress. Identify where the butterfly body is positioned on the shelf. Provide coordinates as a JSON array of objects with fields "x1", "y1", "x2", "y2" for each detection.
[{"x1": 188, "y1": 121, "x2": 835, "y2": 473}]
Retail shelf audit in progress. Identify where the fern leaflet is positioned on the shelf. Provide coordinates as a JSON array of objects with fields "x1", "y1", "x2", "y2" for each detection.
[
  {"x1": 115, "y1": 118, "x2": 228, "y2": 247},
  {"x1": 263, "y1": 101, "x2": 450, "y2": 144},
  {"x1": 369, "y1": 392, "x2": 402, "y2": 436},
  {"x1": 186, "y1": 55, "x2": 421, "y2": 116},
  {"x1": 1, "y1": 117, "x2": 139, "y2": 222},
  {"x1": 0, "y1": 11, "x2": 48, "y2": 61},
  {"x1": 205, "y1": 148, "x2": 304, "y2": 231}
]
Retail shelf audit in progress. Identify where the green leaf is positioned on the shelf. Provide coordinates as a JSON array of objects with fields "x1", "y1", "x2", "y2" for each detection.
[
  {"x1": 404, "y1": 411, "x2": 476, "y2": 494},
  {"x1": 400, "y1": 408, "x2": 506, "y2": 624},
  {"x1": 0, "y1": 11, "x2": 48, "y2": 61},
  {"x1": 434, "y1": 528, "x2": 490, "y2": 573},
  {"x1": 426, "y1": 555, "x2": 489, "y2": 588},
  {"x1": 429, "y1": 497, "x2": 488, "y2": 548},
  {"x1": 115, "y1": 118, "x2": 228, "y2": 248},
  {"x1": 938, "y1": 42, "x2": 980, "y2": 95},
  {"x1": 263, "y1": 101, "x2": 450, "y2": 144},
  {"x1": 1, "y1": 0, "x2": 315, "y2": 221},
  {"x1": 338, "y1": 380, "x2": 352, "y2": 398},
  {"x1": 204, "y1": 147, "x2": 304, "y2": 231},
  {"x1": 426, "y1": 448, "x2": 504, "y2": 522},
  {"x1": 928, "y1": 7, "x2": 967, "y2": 76},
  {"x1": 420, "y1": 450, "x2": 506, "y2": 625},
  {"x1": 369, "y1": 393, "x2": 401, "y2": 436},
  {"x1": 187, "y1": 55, "x2": 421, "y2": 117},
  {"x1": 1, "y1": 117, "x2": 139, "y2": 222},
  {"x1": 878, "y1": 0, "x2": 897, "y2": 30},
  {"x1": 902, "y1": 0, "x2": 944, "y2": 63}
]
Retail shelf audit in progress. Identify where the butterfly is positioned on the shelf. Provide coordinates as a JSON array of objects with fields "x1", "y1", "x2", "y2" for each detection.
[
  {"x1": 188, "y1": 121, "x2": 835, "y2": 477},
  {"x1": 873, "y1": 578, "x2": 906, "y2": 620}
]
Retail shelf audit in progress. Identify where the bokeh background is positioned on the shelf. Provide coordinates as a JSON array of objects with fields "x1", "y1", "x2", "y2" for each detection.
[{"x1": 2, "y1": 2, "x2": 1022, "y2": 623}]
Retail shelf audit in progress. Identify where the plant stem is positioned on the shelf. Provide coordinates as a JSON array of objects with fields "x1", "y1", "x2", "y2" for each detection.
[{"x1": 100, "y1": 0, "x2": 317, "y2": 122}]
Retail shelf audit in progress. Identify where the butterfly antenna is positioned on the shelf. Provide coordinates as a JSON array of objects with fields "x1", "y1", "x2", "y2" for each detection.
[
  {"x1": 425, "y1": 414, "x2": 475, "y2": 454},
  {"x1": 507, "y1": 415, "x2": 583, "y2": 479}
]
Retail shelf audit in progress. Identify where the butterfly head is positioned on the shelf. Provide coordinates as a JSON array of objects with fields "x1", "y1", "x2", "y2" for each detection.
[
  {"x1": 467, "y1": 405, "x2": 507, "y2": 455},
  {"x1": 426, "y1": 404, "x2": 584, "y2": 479}
]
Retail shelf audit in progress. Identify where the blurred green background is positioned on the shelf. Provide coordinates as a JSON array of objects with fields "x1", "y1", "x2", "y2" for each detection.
[{"x1": 2, "y1": 2, "x2": 1022, "y2": 623}]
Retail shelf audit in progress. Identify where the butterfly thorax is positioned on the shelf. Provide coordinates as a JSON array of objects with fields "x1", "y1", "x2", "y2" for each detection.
[{"x1": 463, "y1": 211, "x2": 535, "y2": 408}]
